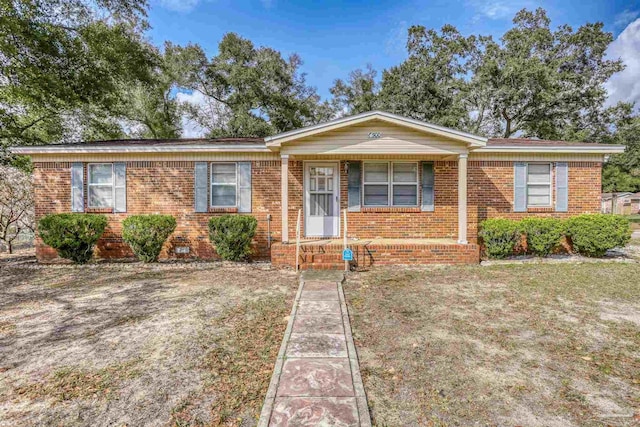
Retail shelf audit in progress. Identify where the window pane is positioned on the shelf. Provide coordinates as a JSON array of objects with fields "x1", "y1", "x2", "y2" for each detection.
[
  {"x1": 212, "y1": 163, "x2": 236, "y2": 184},
  {"x1": 310, "y1": 194, "x2": 332, "y2": 216},
  {"x1": 364, "y1": 184, "x2": 389, "y2": 205},
  {"x1": 528, "y1": 195, "x2": 550, "y2": 206},
  {"x1": 212, "y1": 185, "x2": 236, "y2": 206},
  {"x1": 364, "y1": 163, "x2": 388, "y2": 182},
  {"x1": 393, "y1": 185, "x2": 417, "y2": 205},
  {"x1": 89, "y1": 186, "x2": 112, "y2": 208},
  {"x1": 89, "y1": 164, "x2": 112, "y2": 184},
  {"x1": 528, "y1": 164, "x2": 551, "y2": 183},
  {"x1": 528, "y1": 185, "x2": 550, "y2": 196},
  {"x1": 393, "y1": 163, "x2": 417, "y2": 183}
]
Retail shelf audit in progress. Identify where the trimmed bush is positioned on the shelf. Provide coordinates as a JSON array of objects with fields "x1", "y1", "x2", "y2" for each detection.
[
  {"x1": 208, "y1": 215, "x2": 257, "y2": 261},
  {"x1": 38, "y1": 214, "x2": 107, "y2": 264},
  {"x1": 122, "y1": 215, "x2": 177, "y2": 262},
  {"x1": 479, "y1": 218, "x2": 520, "y2": 259},
  {"x1": 520, "y1": 217, "x2": 566, "y2": 256},
  {"x1": 567, "y1": 214, "x2": 631, "y2": 257}
]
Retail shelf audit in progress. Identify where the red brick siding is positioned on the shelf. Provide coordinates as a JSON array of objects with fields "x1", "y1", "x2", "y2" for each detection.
[
  {"x1": 33, "y1": 161, "x2": 281, "y2": 262},
  {"x1": 467, "y1": 161, "x2": 602, "y2": 239}
]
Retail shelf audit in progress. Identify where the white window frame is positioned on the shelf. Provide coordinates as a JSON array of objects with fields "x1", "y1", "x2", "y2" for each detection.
[
  {"x1": 526, "y1": 162, "x2": 553, "y2": 208},
  {"x1": 87, "y1": 163, "x2": 114, "y2": 209},
  {"x1": 362, "y1": 161, "x2": 419, "y2": 207},
  {"x1": 210, "y1": 162, "x2": 238, "y2": 208}
]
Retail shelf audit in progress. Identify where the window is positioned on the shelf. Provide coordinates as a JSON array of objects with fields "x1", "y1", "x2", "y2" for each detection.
[
  {"x1": 211, "y1": 162, "x2": 237, "y2": 207},
  {"x1": 527, "y1": 163, "x2": 552, "y2": 207},
  {"x1": 88, "y1": 163, "x2": 114, "y2": 208},
  {"x1": 363, "y1": 162, "x2": 418, "y2": 206}
]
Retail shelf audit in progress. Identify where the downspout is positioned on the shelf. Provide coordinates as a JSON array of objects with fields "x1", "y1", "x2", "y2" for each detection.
[{"x1": 266, "y1": 214, "x2": 272, "y2": 248}]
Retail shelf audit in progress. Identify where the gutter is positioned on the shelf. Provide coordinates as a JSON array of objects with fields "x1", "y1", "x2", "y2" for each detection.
[
  {"x1": 474, "y1": 145, "x2": 626, "y2": 154},
  {"x1": 9, "y1": 144, "x2": 272, "y2": 155}
]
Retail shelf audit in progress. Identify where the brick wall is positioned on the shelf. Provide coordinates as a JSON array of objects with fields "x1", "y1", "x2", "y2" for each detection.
[
  {"x1": 467, "y1": 161, "x2": 602, "y2": 239},
  {"x1": 33, "y1": 161, "x2": 282, "y2": 262},
  {"x1": 33, "y1": 158, "x2": 602, "y2": 263}
]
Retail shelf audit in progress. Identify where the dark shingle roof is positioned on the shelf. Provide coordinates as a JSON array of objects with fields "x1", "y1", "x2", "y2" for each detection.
[
  {"x1": 53, "y1": 137, "x2": 265, "y2": 147},
  {"x1": 487, "y1": 138, "x2": 610, "y2": 147}
]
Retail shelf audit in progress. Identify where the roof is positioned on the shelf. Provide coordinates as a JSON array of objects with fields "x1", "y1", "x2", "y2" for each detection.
[
  {"x1": 8, "y1": 112, "x2": 626, "y2": 155},
  {"x1": 10, "y1": 137, "x2": 270, "y2": 154},
  {"x1": 478, "y1": 138, "x2": 625, "y2": 154},
  {"x1": 264, "y1": 110, "x2": 488, "y2": 147}
]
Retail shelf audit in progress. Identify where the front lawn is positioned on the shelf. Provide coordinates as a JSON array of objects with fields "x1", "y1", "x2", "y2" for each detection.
[
  {"x1": 0, "y1": 261, "x2": 297, "y2": 426},
  {"x1": 346, "y1": 264, "x2": 640, "y2": 426}
]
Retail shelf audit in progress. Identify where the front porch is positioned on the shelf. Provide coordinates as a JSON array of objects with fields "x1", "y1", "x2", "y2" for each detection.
[{"x1": 271, "y1": 238, "x2": 480, "y2": 270}]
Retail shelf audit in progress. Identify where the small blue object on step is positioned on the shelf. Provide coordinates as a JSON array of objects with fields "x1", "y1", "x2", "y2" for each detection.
[{"x1": 342, "y1": 248, "x2": 353, "y2": 261}]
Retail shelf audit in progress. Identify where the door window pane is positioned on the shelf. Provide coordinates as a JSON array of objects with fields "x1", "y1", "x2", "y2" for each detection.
[{"x1": 310, "y1": 194, "x2": 333, "y2": 216}]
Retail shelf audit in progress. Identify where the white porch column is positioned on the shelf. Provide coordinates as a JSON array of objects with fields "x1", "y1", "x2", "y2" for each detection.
[
  {"x1": 457, "y1": 153, "x2": 468, "y2": 244},
  {"x1": 281, "y1": 154, "x2": 289, "y2": 243}
]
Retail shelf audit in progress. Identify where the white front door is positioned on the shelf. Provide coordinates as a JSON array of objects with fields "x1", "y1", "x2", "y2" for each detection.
[{"x1": 305, "y1": 162, "x2": 340, "y2": 238}]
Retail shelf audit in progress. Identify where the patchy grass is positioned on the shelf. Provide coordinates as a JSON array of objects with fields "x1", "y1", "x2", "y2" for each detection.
[
  {"x1": 0, "y1": 261, "x2": 296, "y2": 427},
  {"x1": 345, "y1": 263, "x2": 640, "y2": 427}
]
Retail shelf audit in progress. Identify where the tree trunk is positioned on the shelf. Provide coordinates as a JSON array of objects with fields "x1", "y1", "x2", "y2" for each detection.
[{"x1": 8, "y1": 241, "x2": 12, "y2": 254}]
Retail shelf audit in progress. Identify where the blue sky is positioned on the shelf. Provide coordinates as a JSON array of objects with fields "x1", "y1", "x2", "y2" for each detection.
[{"x1": 147, "y1": 0, "x2": 640, "y2": 107}]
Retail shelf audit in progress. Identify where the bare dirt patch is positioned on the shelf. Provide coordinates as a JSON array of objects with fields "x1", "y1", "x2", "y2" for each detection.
[
  {"x1": 0, "y1": 261, "x2": 297, "y2": 426},
  {"x1": 345, "y1": 263, "x2": 640, "y2": 427}
]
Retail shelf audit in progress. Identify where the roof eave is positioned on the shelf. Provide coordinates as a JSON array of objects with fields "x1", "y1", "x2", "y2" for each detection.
[
  {"x1": 475, "y1": 145, "x2": 626, "y2": 154},
  {"x1": 9, "y1": 145, "x2": 271, "y2": 155}
]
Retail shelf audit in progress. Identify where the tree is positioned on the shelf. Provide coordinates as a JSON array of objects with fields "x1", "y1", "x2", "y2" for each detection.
[
  {"x1": 166, "y1": 34, "x2": 332, "y2": 138},
  {"x1": 330, "y1": 65, "x2": 379, "y2": 116},
  {"x1": 378, "y1": 24, "x2": 476, "y2": 129},
  {"x1": 602, "y1": 115, "x2": 640, "y2": 193},
  {"x1": 0, "y1": 166, "x2": 34, "y2": 253},
  {"x1": 470, "y1": 8, "x2": 624, "y2": 139},
  {"x1": 0, "y1": 0, "x2": 161, "y2": 158}
]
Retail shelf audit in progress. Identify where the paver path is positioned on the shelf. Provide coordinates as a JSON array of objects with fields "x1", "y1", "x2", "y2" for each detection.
[{"x1": 258, "y1": 271, "x2": 371, "y2": 427}]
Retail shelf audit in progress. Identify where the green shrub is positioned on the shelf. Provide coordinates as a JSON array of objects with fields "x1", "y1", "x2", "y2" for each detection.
[
  {"x1": 567, "y1": 214, "x2": 631, "y2": 257},
  {"x1": 520, "y1": 217, "x2": 566, "y2": 256},
  {"x1": 208, "y1": 215, "x2": 257, "y2": 261},
  {"x1": 122, "y1": 215, "x2": 177, "y2": 262},
  {"x1": 38, "y1": 214, "x2": 107, "y2": 264},
  {"x1": 479, "y1": 218, "x2": 520, "y2": 259}
]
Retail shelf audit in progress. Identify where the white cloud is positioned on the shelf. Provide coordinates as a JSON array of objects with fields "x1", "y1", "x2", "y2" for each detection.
[
  {"x1": 614, "y1": 9, "x2": 639, "y2": 29},
  {"x1": 155, "y1": 0, "x2": 201, "y2": 13},
  {"x1": 469, "y1": 0, "x2": 532, "y2": 20},
  {"x1": 175, "y1": 90, "x2": 209, "y2": 138},
  {"x1": 606, "y1": 18, "x2": 640, "y2": 108},
  {"x1": 384, "y1": 20, "x2": 408, "y2": 55}
]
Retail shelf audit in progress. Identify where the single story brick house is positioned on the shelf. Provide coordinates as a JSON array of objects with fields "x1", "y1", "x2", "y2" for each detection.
[{"x1": 12, "y1": 111, "x2": 625, "y2": 268}]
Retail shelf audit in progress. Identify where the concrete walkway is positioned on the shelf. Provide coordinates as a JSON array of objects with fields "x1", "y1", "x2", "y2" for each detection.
[{"x1": 258, "y1": 271, "x2": 371, "y2": 427}]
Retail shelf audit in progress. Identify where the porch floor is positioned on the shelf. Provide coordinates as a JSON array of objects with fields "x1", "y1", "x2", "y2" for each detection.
[{"x1": 296, "y1": 238, "x2": 460, "y2": 247}]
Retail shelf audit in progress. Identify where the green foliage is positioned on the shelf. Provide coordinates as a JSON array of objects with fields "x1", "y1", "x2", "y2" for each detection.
[
  {"x1": 479, "y1": 219, "x2": 521, "y2": 259},
  {"x1": 520, "y1": 218, "x2": 566, "y2": 256},
  {"x1": 567, "y1": 214, "x2": 631, "y2": 257},
  {"x1": 0, "y1": 0, "x2": 180, "y2": 161},
  {"x1": 208, "y1": 215, "x2": 257, "y2": 261},
  {"x1": 330, "y1": 65, "x2": 380, "y2": 115},
  {"x1": 122, "y1": 215, "x2": 177, "y2": 262},
  {"x1": 378, "y1": 24, "x2": 474, "y2": 129},
  {"x1": 165, "y1": 34, "x2": 333, "y2": 138},
  {"x1": 38, "y1": 214, "x2": 107, "y2": 263}
]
